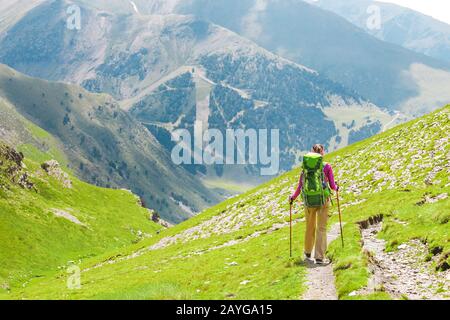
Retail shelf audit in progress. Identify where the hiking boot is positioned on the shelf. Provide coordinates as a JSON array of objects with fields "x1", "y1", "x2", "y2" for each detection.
[
  {"x1": 304, "y1": 252, "x2": 313, "y2": 261},
  {"x1": 315, "y1": 258, "x2": 331, "y2": 265}
]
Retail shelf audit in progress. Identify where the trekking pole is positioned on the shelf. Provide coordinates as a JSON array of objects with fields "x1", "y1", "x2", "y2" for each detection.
[
  {"x1": 289, "y1": 200, "x2": 293, "y2": 258},
  {"x1": 336, "y1": 184, "x2": 344, "y2": 248}
]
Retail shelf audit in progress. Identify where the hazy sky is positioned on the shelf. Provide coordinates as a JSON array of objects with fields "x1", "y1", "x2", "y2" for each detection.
[{"x1": 379, "y1": 0, "x2": 450, "y2": 24}]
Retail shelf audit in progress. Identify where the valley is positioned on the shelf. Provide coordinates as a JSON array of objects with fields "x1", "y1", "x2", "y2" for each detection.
[
  {"x1": 0, "y1": 0, "x2": 403, "y2": 183},
  {"x1": 0, "y1": 63, "x2": 220, "y2": 223}
]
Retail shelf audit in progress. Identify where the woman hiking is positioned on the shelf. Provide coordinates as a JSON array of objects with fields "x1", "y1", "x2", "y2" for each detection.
[{"x1": 289, "y1": 144, "x2": 338, "y2": 265}]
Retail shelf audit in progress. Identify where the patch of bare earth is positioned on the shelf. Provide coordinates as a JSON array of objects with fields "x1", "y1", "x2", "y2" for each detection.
[{"x1": 51, "y1": 209, "x2": 86, "y2": 227}]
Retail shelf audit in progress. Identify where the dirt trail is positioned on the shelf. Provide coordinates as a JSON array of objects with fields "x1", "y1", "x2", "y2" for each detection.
[
  {"x1": 302, "y1": 223, "x2": 342, "y2": 300},
  {"x1": 356, "y1": 217, "x2": 450, "y2": 300}
]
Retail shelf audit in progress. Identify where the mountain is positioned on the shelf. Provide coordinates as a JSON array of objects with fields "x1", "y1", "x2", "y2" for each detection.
[
  {"x1": 2, "y1": 105, "x2": 448, "y2": 300},
  {"x1": 0, "y1": 0, "x2": 398, "y2": 180},
  {"x1": 0, "y1": 0, "x2": 45, "y2": 34},
  {"x1": 0, "y1": 63, "x2": 220, "y2": 223},
  {"x1": 305, "y1": 0, "x2": 450, "y2": 65},
  {"x1": 150, "y1": 0, "x2": 450, "y2": 114}
]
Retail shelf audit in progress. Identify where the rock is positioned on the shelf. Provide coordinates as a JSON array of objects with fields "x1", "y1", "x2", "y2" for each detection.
[
  {"x1": 0, "y1": 145, "x2": 35, "y2": 189},
  {"x1": 149, "y1": 209, "x2": 173, "y2": 228},
  {"x1": 398, "y1": 244, "x2": 408, "y2": 250},
  {"x1": 2, "y1": 145, "x2": 24, "y2": 166},
  {"x1": 1, "y1": 282, "x2": 10, "y2": 291},
  {"x1": 41, "y1": 160, "x2": 72, "y2": 188},
  {"x1": 348, "y1": 291, "x2": 358, "y2": 296},
  {"x1": 416, "y1": 193, "x2": 448, "y2": 205},
  {"x1": 18, "y1": 172, "x2": 34, "y2": 190},
  {"x1": 240, "y1": 280, "x2": 251, "y2": 285}
]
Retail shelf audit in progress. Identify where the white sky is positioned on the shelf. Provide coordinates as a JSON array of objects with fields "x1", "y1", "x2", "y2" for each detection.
[{"x1": 379, "y1": 0, "x2": 450, "y2": 24}]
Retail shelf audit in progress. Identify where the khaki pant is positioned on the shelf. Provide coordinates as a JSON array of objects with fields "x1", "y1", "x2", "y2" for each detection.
[{"x1": 304, "y1": 201, "x2": 329, "y2": 260}]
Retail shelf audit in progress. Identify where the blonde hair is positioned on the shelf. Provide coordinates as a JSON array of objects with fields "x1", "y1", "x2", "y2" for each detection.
[{"x1": 312, "y1": 144, "x2": 324, "y2": 154}]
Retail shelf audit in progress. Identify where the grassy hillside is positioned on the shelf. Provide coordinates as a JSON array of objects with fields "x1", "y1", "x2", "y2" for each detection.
[
  {"x1": 0, "y1": 63, "x2": 221, "y2": 223},
  {"x1": 0, "y1": 139, "x2": 162, "y2": 291},
  {"x1": 0, "y1": 96, "x2": 68, "y2": 166},
  {"x1": 1, "y1": 106, "x2": 448, "y2": 300}
]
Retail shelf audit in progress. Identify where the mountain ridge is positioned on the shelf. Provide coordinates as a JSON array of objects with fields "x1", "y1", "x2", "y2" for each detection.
[
  {"x1": 169, "y1": 0, "x2": 450, "y2": 113},
  {"x1": 306, "y1": 0, "x2": 450, "y2": 65}
]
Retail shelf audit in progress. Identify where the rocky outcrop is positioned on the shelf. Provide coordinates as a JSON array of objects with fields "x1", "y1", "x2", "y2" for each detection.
[
  {"x1": 0, "y1": 143, "x2": 34, "y2": 190},
  {"x1": 416, "y1": 193, "x2": 448, "y2": 206},
  {"x1": 149, "y1": 209, "x2": 173, "y2": 229},
  {"x1": 41, "y1": 160, "x2": 72, "y2": 188},
  {"x1": 17, "y1": 171, "x2": 34, "y2": 190},
  {"x1": 2, "y1": 145, "x2": 24, "y2": 166}
]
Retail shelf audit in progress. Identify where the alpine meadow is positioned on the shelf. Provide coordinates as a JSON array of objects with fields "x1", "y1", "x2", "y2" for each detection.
[{"x1": 0, "y1": 0, "x2": 449, "y2": 304}]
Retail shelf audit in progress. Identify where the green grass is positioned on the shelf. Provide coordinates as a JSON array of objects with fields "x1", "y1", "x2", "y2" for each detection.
[
  {"x1": 17, "y1": 144, "x2": 68, "y2": 170},
  {"x1": 0, "y1": 97, "x2": 69, "y2": 167},
  {"x1": 0, "y1": 164, "x2": 308, "y2": 299},
  {"x1": 0, "y1": 106, "x2": 448, "y2": 300},
  {"x1": 3, "y1": 221, "x2": 307, "y2": 300},
  {"x1": 202, "y1": 178, "x2": 256, "y2": 193},
  {"x1": 0, "y1": 142, "x2": 162, "y2": 291}
]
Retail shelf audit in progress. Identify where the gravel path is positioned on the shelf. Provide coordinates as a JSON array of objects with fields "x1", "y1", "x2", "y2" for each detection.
[{"x1": 302, "y1": 223, "x2": 342, "y2": 300}]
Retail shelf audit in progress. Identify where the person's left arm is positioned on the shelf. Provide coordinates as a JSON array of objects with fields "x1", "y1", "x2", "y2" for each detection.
[
  {"x1": 325, "y1": 164, "x2": 338, "y2": 191},
  {"x1": 290, "y1": 172, "x2": 304, "y2": 202}
]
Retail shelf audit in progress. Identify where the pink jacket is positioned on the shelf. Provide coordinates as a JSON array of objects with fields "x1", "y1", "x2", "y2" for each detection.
[{"x1": 291, "y1": 163, "x2": 337, "y2": 201}]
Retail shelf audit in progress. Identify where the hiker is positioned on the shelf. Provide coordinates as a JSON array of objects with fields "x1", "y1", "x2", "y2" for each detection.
[{"x1": 289, "y1": 144, "x2": 338, "y2": 265}]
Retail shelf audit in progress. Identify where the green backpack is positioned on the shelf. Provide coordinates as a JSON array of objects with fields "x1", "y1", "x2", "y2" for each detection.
[{"x1": 301, "y1": 152, "x2": 331, "y2": 207}]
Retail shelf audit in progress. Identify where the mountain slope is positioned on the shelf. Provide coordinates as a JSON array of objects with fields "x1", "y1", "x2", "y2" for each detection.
[
  {"x1": 0, "y1": 63, "x2": 220, "y2": 222},
  {"x1": 0, "y1": 139, "x2": 162, "y2": 290},
  {"x1": 0, "y1": 0, "x2": 399, "y2": 179},
  {"x1": 0, "y1": 94, "x2": 69, "y2": 167},
  {"x1": 3, "y1": 105, "x2": 448, "y2": 300},
  {"x1": 0, "y1": 0, "x2": 45, "y2": 34},
  {"x1": 306, "y1": 0, "x2": 450, "y2": 65},
  {"x1": 164, "y1": 0, "x2": 450, "y2": 114}
]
